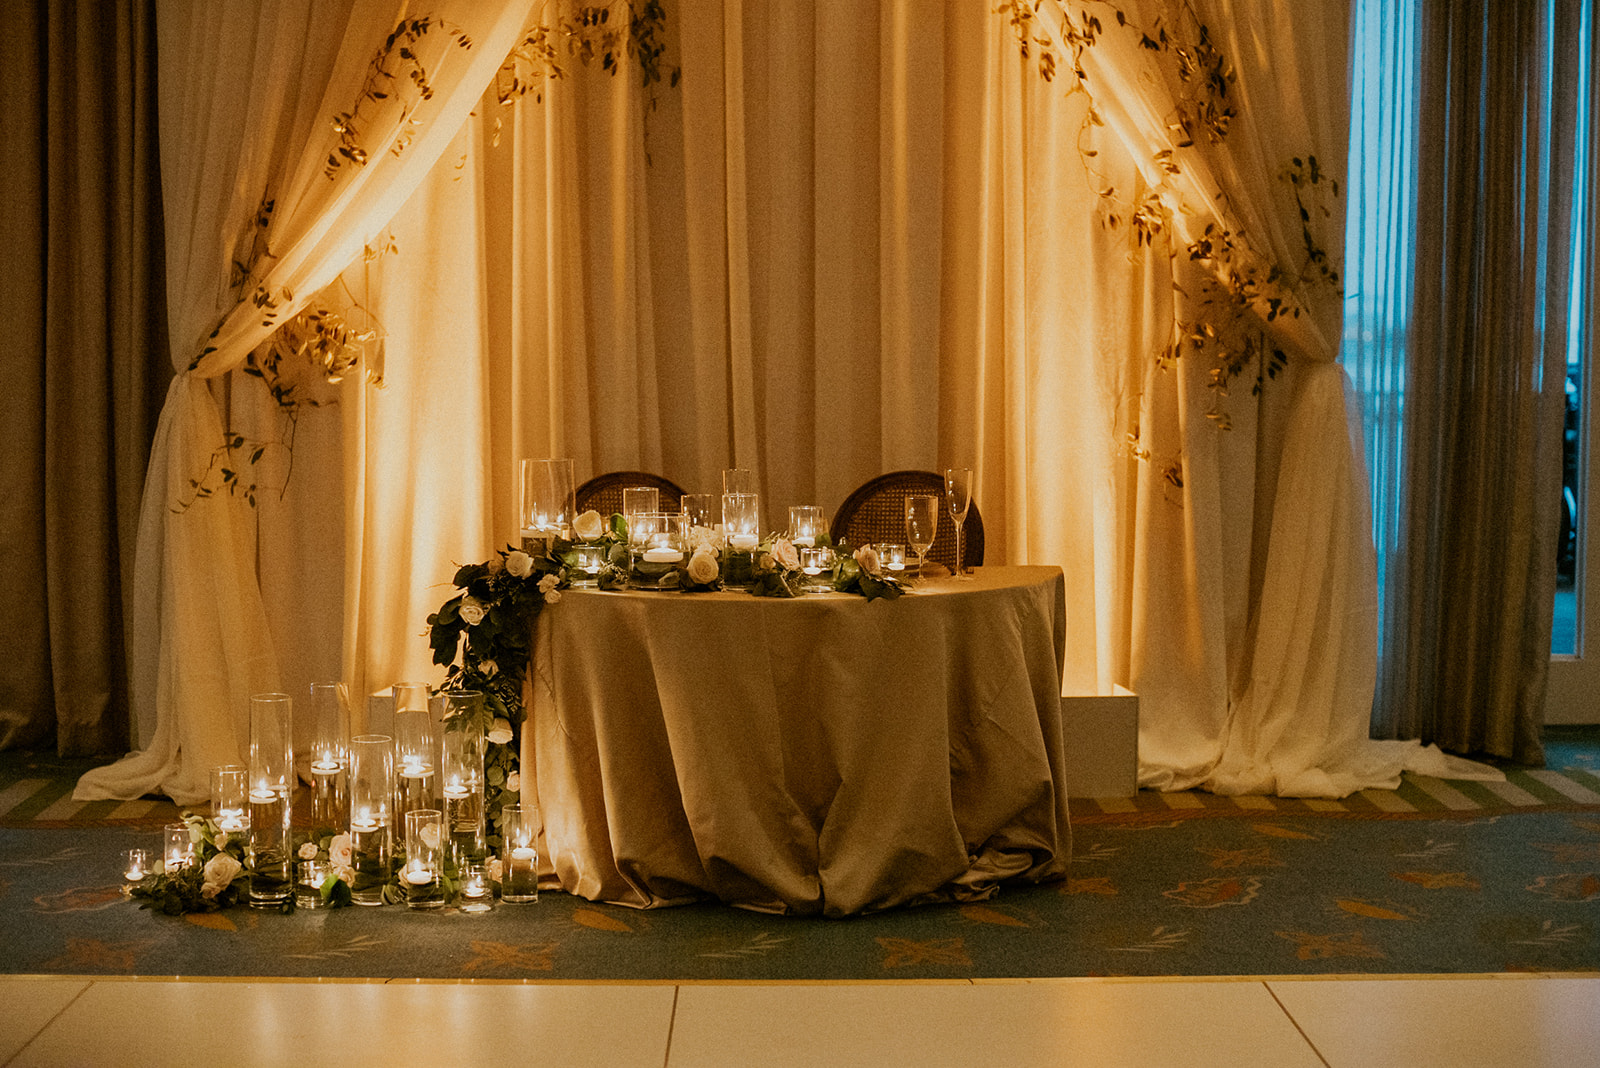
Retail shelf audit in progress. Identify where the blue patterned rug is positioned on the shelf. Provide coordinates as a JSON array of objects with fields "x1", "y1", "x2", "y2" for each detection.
[{"x1": 3, "y1": 809, "x2": 1597, "y2": 979}]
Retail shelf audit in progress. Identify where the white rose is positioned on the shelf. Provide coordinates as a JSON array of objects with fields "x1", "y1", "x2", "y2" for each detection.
[
  {"x1": 487, "y1": 856, "x2": 503, "y2": 883},
  {"x1": 505, "y1": 771, "x2": 521, "y2": 793},
  {"x1": 487, "y1": 718, "x2": 514, "y2": 745},
  {"x1": 298, "y1": 842, "x2": 319, "y2": 861},
  {"x1": 854, "y1": 545, "x2": 883, "y2": 578},
  {"x1": 328, "y1": 833, "x2": 353, "y2": 869},
  {"x1": 573, "y1": 509, "x2": 605, "y2": 541},
  {"x1": 544, "y1": 587, "x2": 561, "y2": 604},
  {"x1": 687, "y1": 548, "x2": 720, "y2": 585},
  {"x1": 772, "y1": 538, "x2": 800, "y2": 571},
  {"x1": 332, "y1": 864, "x2": 355, "y2": 886},
  {"x1": 505, "y1": 550, "x2": 534, "y2": 578},
  {"x1": 689, "y1": 525, "x2": 721, "y2": 554},
  {"x1": 201, "y1": 852, "x2": 242, "y2": 899},
  {"x1": 459, "y1": 597, "x2": 486, "y2": 626},
  {"x1": 538, "y1": 573, "x2": 561, "y2": 594}
]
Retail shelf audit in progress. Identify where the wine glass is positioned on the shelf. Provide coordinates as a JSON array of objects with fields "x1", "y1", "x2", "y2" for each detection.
[
  {"x1": 944, "y1": 467, "x2": 973, "y2": 579},
  {"x1": 905, "y1": 495, "x2": 938, "y2": 577}
]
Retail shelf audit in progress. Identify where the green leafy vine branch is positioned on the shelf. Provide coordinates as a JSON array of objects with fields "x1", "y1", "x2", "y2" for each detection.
[{"x1": 1000, "y1": 0, "x2": 1343, "y2": 447}]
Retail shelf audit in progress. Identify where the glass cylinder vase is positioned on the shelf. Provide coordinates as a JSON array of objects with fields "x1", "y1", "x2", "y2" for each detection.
[
  {"x1": 247, "y1": 692, "x2": 294, "y2": 908},
  {"x1": 722, "y1": 493, "x2": 761, "y2": 587},
  {"x1": 403, "y1": 809, "x2": 445, "y2": 910},
  {"x1": 440, "y1": 689, "x2": 486, "y2": 865},
  {"x1": 307, "y1": 681, "x2": 349, "y2": 832},
  {"x1": 520, "y1": 457, "x2": 576, "y2": 549},
  {"x1": 210, "y1": 764, "x2": 249, "y2": 837},
  {"x1": 392, "y1": 682, "x2": 436, "y2": 820},
  {"x1": 500, "y1": 802, "x2": 540, "y2": 903},
  {"x1": 629, "y1": 511, "x2": 688, "y2": 590},
  {"x1": 348, "y1": 733, "x2": 394, "y2": 906}
]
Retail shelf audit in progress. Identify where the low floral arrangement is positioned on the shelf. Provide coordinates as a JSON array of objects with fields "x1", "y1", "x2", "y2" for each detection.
[
  {"x1": 422, "y1": 509, "x2": 908, "y2": 840},
  {"x1": 128, "y1": 814, "x2": 250, "y2": 915}
]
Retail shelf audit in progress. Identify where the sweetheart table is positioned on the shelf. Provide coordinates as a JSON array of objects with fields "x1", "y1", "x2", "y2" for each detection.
[{"x1": 523, "y1": 565, "x2": 1071, "y2": 916}]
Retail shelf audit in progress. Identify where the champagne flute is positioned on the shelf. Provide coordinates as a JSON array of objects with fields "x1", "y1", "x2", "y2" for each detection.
[
  {"x1": 905, "y1": 495, "x2": 938, "y2": 578},
  {"x1": 944, "y1": 467, "x2": 973, "y2": 579}
]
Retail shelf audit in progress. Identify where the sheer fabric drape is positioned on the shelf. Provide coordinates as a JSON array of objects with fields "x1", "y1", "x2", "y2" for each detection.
[
  {"x1": 76, "y1": 0, "x2": 533, "y2": 804},
  {"x1": 0, "y1": 0, "x2": 169, "y2": 755},
  {"x1": 1364, "y1": 0, "x2": 1591, "y2": 764}
]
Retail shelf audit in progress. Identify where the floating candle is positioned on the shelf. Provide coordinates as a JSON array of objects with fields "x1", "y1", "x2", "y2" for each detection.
[
  {"x1": 405, "y1": 868, "x2": 435, "y2": 885},
  {"x1": 793, "y1": 535, "x2": 815, "y2": 547},
  {"x1": 250, "y1": 788, "x2": 277, "y2": 804},
  {"x1": 311, "y1": 760, "x2": 340, "y2": 775},
  {"x1": 511, "y1": 846, "x2": 536, "y2": 860},
  {"x1": 729, "y1": 533, "x2": 758, "y2": 550},
  {"x1": 642, "y1": 548, "x2": 683, "y2": 563}
]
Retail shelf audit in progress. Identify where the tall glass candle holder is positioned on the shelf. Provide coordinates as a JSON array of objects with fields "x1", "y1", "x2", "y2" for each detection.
[
  {"x1": 680, "y1": 492, "x2": 717, "y2": 531},
  {"x1": 628, "y1": 511, "x2": 687, "y2": 590},
  {"x1": 722, "y1": 467, "x2": 755, "y2": 495},
  {"x1": 210, "y1": 764, "x2": 249, "y2": 837},
  {"x1": 348, "y1": 733, "x2": 394, "y2": 906},
  {"x1": 501, "y1": 803, "x2": 539, "y2": 903},
  {"x1": 392, "y1": 682, "x2": 436, "y2": 819},
  {"x1": 722, "y1": 492, "x2": 761, "y2": 587},
  {"x1": 403, "y1": 809, "x2": 445, "y2": 909},
  {"x1": 307, "y1": 682, "x2": 349, "y2": 831},
  {"x1": 248, "y1": 692, "x2": 294, "y2": 908},
  {"x1": 440, "y1": 690, "x2": 486, "y2": 865},
  {"x1": 520, "y1": 458, "x2": 576, "y2": 550}
]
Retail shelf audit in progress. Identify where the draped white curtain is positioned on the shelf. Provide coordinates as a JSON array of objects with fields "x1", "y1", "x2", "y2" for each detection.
[
  {"x1": 88, "y1": 0, "x2": 1508, "y2": 805},
  {"x1": 77, "y1": 0, "x2": 533, "y2": 804},
  {"x1": 338, "y1": 0, "x2": 1498, "y2": 797}
]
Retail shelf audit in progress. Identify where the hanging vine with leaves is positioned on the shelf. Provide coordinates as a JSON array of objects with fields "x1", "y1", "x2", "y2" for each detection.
[{"x1": 1000, "y1": 0, "x2": 1343, "y2": 446}]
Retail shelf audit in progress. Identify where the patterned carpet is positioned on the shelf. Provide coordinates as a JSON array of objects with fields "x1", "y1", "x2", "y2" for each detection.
[{"x1": 2, "y1": 732, "x2": 1597, "y2": 980}]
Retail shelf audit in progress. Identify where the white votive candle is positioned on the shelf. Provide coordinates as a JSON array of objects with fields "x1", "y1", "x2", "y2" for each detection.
[
  {"x1": 511, "y1": 846, "x2": 536, "y2": 860},
  {"x1": 802, "y1": 566, "x2": 823, "y2": 576},
  {"x1": 729, "y1": 533, "x2": 758, "y2": 550},
  {"x1": 400, "y1": 763, "x2": 430, "y2": 779},
  {"x1": 643, "y1": 548, "x2": 683, "y2": 563},
  {"x1": 250, "y1": 788, "x2": 276, "y2": 804},
  {"x1": 887, "y1": 562, "x2": 905, "y2": 572},
  {"x1": 406, "y1": 868, "x2": 435, "y2": 885},
  {"x1": 311, "y1": 760, "x2": 340, "y2": 775}
]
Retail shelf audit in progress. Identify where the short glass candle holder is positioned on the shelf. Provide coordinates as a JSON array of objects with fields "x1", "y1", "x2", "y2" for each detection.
[
  {"x1": 570, "y1": 543, "x2": 606, "y2": 587},
  {"x1": 501, "y1": 803, "x2": 540, "y2": 903},
  {"x1": 798, "y1": 546, "x2": 833, "y2": 592},
  {"x1": 457, "y1": 860, "x2": 493, "y2": 913},
  {"x1": 295, "y1": 859, "x2": 329, "y2": 910},
  {"x1": 210, "y1": 764, "x2": 249, "y2": 836},
  {"x1": 879, "y1": 543, "x2": 907, "y2": 573},
  {"x1": 621, "y1": 485, "x2": 659, "y2": 522},
  {"x1": 403, "y1": 809, "x2": 446, "y2": 910},
  {"x1": 123, "y1": 848, "x2": 150, "y2": 883},
  {"x1": 788, "y1": 504, "x2": 824, "y2": 548},
  {"x1": 163, "y1": 822, "x2": 194, "y2": 874},
  {"x1": 629, "y1": 511, "x2": 688, "y2": 590}
]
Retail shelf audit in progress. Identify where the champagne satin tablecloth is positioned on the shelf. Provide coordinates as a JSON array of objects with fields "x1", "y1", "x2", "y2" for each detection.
[{"x1": 523, "y1": 565, "x2": 1070, "y2": 916}]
